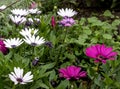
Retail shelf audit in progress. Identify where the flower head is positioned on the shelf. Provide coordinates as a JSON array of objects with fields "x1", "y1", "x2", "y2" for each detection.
[
  {"x1": 9, "y1": 67, "x2": 33, "y2": 85},
  {"x1": 59, "y1": 17, "x2": 75, "y2": 27},
  {"x1": 85, "y1": 44, "x2": 117, "y2": 64},
  {"x1": 59, "y1": 65, "x2": 86, "y2": 80},
  {"x1": 11, "y1": 9, "x2": 29, "y2": 16},
  {"x1": 25, "y1": 18, "x2": 40, "y2": 26},
  {"x1": 4, "y1": 38, "x2": 23, "y2": 48},
  {"x1": 29, "y1": 2, "x2": 37, "y2": 9},
  {"x1": 20, "y1": 28, "x2": 38, "y2": 37},
  {"x1": 23, "y1": 35, "x2": 45, "y2": 46},
  {"x1": 0, "y1": 39, "x2": 8, "y2": 54},
  {"x1": 32, "y1": 57, "x2": 39, "y2": 66},
  {"x1": 57, "y1": 8, "x2": 77, "y2": 17},
  {"x1": 9, "y1": 15, "x2": 26, "y2": 25}
]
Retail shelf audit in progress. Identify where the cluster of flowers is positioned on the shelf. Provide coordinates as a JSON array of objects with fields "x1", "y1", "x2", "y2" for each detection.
[
  {"x1": 4, "y1": 28, "x2": 45, "y2": 48},
  {"x1": 57, "y1": 8, "x2": 77, "y2": 27},
  {"x1": 9, "y1": 2, "x2": 41, "y2": 25},
  {"x1": 0, "y1": 3, "x2": 118, "y2": 85}
]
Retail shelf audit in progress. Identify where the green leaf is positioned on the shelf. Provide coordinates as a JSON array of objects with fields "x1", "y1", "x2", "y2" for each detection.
[
  {"x1": 57, "y1": 80, "x2": 69, "y2": 89},
  {"x1": 103, "y1": 10, "x2": 114, "y2": 18},
  {"x1": 30, "y1": 80, "x2": 49, "y2": 89},
  {"x1": 103, "y1": 34, "x2": 112, "y2": 39}
]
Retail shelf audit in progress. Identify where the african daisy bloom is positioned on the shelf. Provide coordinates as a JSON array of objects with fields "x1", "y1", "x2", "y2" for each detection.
[
  {"x1": 9, "y1": 15, "x2": 26, "y2": 24},
  {"x1": 20, "y1": 28, "x2": 38, "y2": 37},
  {"x1": 59, "y1": 65, "x2": 87, "y2": 80},
  {"x1": 57, "y1": 8, "x2": 77, "y2": 17},
  {"x1": 85, "y1": 44, "x2": 117, "y2": 64},
  {"x1": 59, "y1": 17, "x2": 75, "y2": 27},
  {"x1": 0, "y1": 39, "x2": 8, "y2": 54},
  {"x1": 23, "y1": 35, "x2": 45, "y2": 46},
  {"x1": 9, "y1": 67, "x2": 33, "y2": 85},
  {"x1": 11, "y1": 9, "x2": 29, "y2": 16},
  {"x1": 3, "y1": 38, "x2": 23, "y2": 48}
]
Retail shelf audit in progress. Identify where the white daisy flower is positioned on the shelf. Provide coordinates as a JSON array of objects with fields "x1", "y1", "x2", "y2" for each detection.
[
  {"x1": 28, "y1": 18, "x2": 40, "y2": 23},
  {"x1": 9, "y1": 15, "x2": 26, "y2": 24},
  {"x1": 23, "y1": 35, "x2": 45, "y2": 46},
  {"x1": 9, "y1": 67, "x2": 33, "y2": 85},
  {"x1": 28, "y1": 8, "x2": 41, "y2": 14},
  {"x1": 11, "y1": 9, "x2": 29, "y2": 16},
  {"x1": 20, "y1": 28, "x2": 38, "y2": 37},
  {"x1": 4, "y1": 38, "x2": 23, "y2": 48},
  {"x1": 57, "y1": 8, "x2": 77, "y2": 17},
  {"x1": 0, "y1": 5, "x2": 6, "y2": 10}
]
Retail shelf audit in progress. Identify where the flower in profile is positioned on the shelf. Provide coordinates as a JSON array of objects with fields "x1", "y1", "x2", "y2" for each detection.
[
  {"x1": 25, "y1": 18, "x2": 40, "y2": 26},
  {"x1": 11, "y1": 9, "x2": 29, "y2": 16},
  {"x1": 3, "y1": 38, "x2": 23, "y2": 48},
  {"x1": 28, "y1": 8, "x2": 41, "y2": 14},
  {"x1": 9, "y1": 15, "x2": 26, "y2": 25},
  {"x1": 44, "y1": 41, "x2": 53, "y2": 48},
  {"x1": 59, "y1": 17, "x2": 75, "y2": 27},
  {"x1": 57, "y1": 8, "x2": 77, "y2": 17},
  {"x1": 23, "y1": 35, "x2": 45, "y2": 46},
  {"x1": 85, "y1": 44, "x2": 117, "y2": 64},
  {"x1": 51, "y1": 16, "x2": 56, "y2": 28},
  {"x1": 0, "y1": 39, "x2": 8, "y2": 54},
  {"x1": 32, "y1": 57, "x2": 39, "y2": 66},
  {"x1": 20, "y1": 28, "x2": 38, "y2": 37},
  {"x1": 59, "y1": 65, "x2": 87, "y2": 80},
  {"x1": 29, "y1": 2, "x2": 37, "y2": 9},
  {"x1": 9, "y1": 67, "x2": 33, "y2": 85},
  {"x1": 0, "y1": 5, "x2": 6, "y2": 10}
]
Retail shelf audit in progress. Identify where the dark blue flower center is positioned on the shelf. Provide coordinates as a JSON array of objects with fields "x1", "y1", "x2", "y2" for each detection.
[
  {"x1": 16, "y1": 78, "x2": 23, "y2": 82},
  {"x1": 31, "y1": 43, "x2": 37, "y2": 46}
]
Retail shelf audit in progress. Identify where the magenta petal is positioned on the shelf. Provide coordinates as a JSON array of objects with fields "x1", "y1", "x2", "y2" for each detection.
[
  {"x1": 59, "y1": 68, "x2": 69, "y2": 78},
  {"x1": 67, "y1": 66, "x2": 75, "y2": 77},
  {"x1": 79, "y1": 71, "x2": 87, "y2": 77},
  {"x1": 106, "y1": 52, "x2": 117, "y2": 58},
  {"x1": 85, "y1": 45, "x2": 98, "y2": 58}
]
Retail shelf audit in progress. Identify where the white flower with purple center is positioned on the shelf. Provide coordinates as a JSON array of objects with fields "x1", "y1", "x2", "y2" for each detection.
[
  {"x1": 3, "y1": 38, "x2": 23, "y2": 48},
  {"x1": 9, "y1": 67, "x2": 33, "y2": 85},
  {"x1": 57, "y1": 8, "x2": 77, "y2": 17},
  {"x1": 11, "y1": 9, "x2": 29, "y2": 16},
  {"x1": 59, "y1": 17, "x2": 75, "y2": 27},
  {"x1": 20, "y1": 28, "x2": 38, "y2": 37},
  {"x1": 9, "y1": 15, "x2": 26, "y2": 24},
  {"x1": 23, "y1": 35, "x2": 45, "y2": 46}
]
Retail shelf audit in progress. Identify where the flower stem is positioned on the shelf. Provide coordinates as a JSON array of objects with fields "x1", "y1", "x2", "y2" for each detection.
[{"x1": 12, "y1": 84, "x2": 16, "y2": 89}]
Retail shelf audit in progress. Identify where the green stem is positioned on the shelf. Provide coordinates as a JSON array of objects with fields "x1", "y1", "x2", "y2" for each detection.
[{"x1": 12, "y1": 84, "x2": 16, "y2": 89}]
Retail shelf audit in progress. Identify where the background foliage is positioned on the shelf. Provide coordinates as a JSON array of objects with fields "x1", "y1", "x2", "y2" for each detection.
[{"x1": 0, "y1": 0, "x2": 120, "y2": 89}]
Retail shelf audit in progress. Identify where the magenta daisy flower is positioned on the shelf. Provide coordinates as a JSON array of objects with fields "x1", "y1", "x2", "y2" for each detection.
[
  {"x1": 85, "y1": 44, "x2": 117, "y2": 64},
  {"x1": 59, "y1": 65, "x2": 86, "y2": 80}
]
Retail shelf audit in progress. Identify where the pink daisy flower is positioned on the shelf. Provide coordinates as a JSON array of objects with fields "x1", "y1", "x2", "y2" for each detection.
[
  {"x1": 59, "y1": 65, "x2": 86, "y2": 80},
  {"x1": 85, "y1": 44, "x2": 117, "y2": 64}
]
